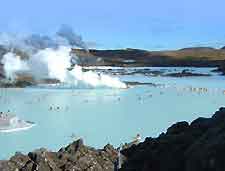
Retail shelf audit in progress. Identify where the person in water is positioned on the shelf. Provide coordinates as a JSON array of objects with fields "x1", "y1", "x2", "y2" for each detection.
[
  {"x1": 123, "y1": 134, "x2": 142, "y2": 149},
  {"x1": 132, "y1": 134, "x2": 142, "y2": 145}
]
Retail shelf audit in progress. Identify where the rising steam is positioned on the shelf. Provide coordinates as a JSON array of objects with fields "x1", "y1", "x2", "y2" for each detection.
[
  {"x1": 56, "y1": 25, "x2": 89, "y2": 51},
  {"x1": 0, "y1": 25, "x2": 88, "y2": 52},
  {"x1": 0, "y1": 26, "x2": 127, "y2": 89},
  {"x1": 1, "y1": 52, "x2": 29, "y2": 80}
]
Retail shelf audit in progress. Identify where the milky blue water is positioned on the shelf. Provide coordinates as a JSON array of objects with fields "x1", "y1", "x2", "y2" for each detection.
[{"x1": 0, "y1": 67, "x2": 225, "y2": 159}]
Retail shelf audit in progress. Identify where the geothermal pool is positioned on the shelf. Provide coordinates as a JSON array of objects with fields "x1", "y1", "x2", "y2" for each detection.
[{"x1": 0, "y1": 67, "x2": 225, "y2": 159}]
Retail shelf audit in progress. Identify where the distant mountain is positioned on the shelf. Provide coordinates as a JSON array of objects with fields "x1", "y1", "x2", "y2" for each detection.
[
  {"x1": 73, "y1": 47, "x2": 225, "y2": 67},
  {"x1": 179, "y1": 47, "x2": 216, "y2": 51},
  {"x1": 0, "y1": 44, "x2": 225, "y2": 68}
]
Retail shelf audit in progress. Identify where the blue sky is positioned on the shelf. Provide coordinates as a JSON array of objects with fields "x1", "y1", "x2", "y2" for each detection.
[{"x1": 0, "y1": 0, "x2": 225, "y2": 50}]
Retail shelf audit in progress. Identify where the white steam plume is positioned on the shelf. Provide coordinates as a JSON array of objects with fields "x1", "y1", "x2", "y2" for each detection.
[
  {"x1": 29, "y1": 46, "x2": 127, "y2": 88},
  {"x1": 0, "y1": 25, "x2": 89, "y2": 53},
  {"x1": 71, "y1": 65, "x2": 127, "y2": 88},
  {"x1": 1, "y1": 47, "x2": 127, "y2": 89},
  {"x1": 0, "y1": 26, "x2": 127, "y2": 89},
  {"x1": 28, "y1": 46, "x2": 71, "y2": 82},
  {"x1": 56, "y1": 25, "x2": 89, "y2": 51},
  {"x1": 1, "y1": 52, "x2": 29, "y2": 80}
]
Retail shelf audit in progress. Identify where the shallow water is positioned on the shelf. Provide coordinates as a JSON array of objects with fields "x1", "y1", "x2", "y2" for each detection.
[{"x1": 0, "y1": 67, "x2": 225, "y2": 159}]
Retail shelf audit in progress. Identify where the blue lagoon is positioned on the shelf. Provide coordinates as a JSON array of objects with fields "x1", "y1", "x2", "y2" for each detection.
[{"x1": 0, "y1": 67, "x2": 225, "y2": 159}]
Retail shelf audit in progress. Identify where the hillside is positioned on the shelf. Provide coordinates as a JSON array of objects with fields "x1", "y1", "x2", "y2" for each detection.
[{"x1": 73, "y1": 47, "x2": 225, "y2": 67}]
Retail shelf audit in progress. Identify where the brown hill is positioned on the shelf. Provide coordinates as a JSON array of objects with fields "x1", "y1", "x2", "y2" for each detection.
[{"x1": 73, "y1": 47, "x2": 225, "y2": 67}]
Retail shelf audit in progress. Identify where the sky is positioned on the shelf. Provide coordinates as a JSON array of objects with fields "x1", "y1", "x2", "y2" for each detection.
[{"x1": 0, "y1": 0, "x2": 225, "y2": 50}]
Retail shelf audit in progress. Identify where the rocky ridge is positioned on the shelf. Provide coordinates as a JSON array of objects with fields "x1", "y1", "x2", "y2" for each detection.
[{"x1": 120, "y1": 107, "x2": 225, "y2": 171}]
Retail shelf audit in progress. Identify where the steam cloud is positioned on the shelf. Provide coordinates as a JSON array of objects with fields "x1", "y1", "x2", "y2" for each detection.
[
  {"x1": 1, "y1": 52, "x2": 29, "y2": 80},
  {"x1": 0, "y1": 25, "x2": 88, "y2": 52},
  {"x1": 0, "y1": 26, "x2": 127, "y2": 89},
  {"x1": 56, "y1": 25, "x2": 89, "y2": 51}
]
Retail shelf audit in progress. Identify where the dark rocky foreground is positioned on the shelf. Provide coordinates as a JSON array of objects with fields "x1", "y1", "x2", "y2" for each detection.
[
  {"x1": 120, "y1": 107, "x2": 225, "y2": 171},
  {"x1": 1, "y1": 108, "x2": 225, "y2": 170},
  {"x1": 0, "y1": 139, "x2": 118, "y2": 171}
]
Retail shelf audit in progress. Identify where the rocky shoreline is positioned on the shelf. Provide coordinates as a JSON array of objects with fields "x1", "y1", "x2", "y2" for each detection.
[
  {"x1": 216, "y1": 62, "x2": 225, "y2": 75},
  {"x1": 121, "y1": 107, "x2": 225, "y2": 171},
  {"x1": 0, "y1": 139, "x2": 118, "y2": 171},
  {"x1": 0, "y1": 68, "x2": 216, "y2": 88},
  {"x1": 1, "y1": 108, "x2": 225, "y2": 171}
]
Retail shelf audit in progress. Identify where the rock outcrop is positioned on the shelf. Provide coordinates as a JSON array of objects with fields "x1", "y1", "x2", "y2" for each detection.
[
  {"x1": 164, "y1": 69, "x2": 211, "y2": 77},
  {"x1": 120, "y1": 107, "x2": 225, "y2": 171},
  {"x1": 217, "y1": 62, "x2": 225, "y2": 75},
  {"x1": 0, "y1": 139, "x2": 118, "y2": 171}
]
